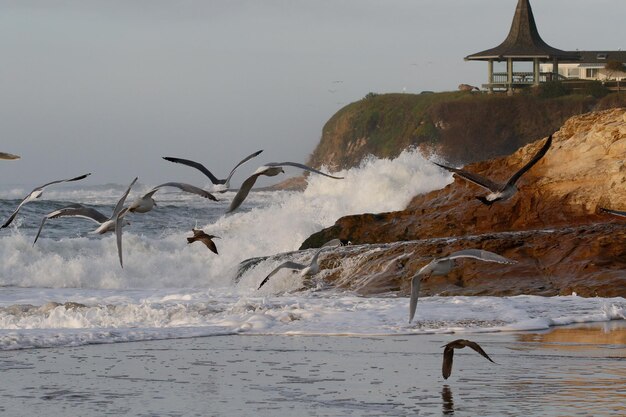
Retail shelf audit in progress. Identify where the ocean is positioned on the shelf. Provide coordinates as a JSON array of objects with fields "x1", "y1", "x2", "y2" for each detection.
[{"x1": 0, "y1": 149, "x2": 625, "y2": 350}]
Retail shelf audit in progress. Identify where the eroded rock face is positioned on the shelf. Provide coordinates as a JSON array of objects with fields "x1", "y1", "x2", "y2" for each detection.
[{"x1": 301, "y1": 108, "x2": 626, "y2": 297}]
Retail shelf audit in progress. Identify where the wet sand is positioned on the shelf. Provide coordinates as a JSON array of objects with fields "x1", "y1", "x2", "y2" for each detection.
[{"x1": 1, "y1": 322, "x2": 625, "y2": 416}]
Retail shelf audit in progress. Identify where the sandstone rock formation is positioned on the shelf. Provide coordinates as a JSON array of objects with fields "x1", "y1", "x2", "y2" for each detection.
[{"x1": 301, "y1": 108, "x2": 626, "y2": 298}]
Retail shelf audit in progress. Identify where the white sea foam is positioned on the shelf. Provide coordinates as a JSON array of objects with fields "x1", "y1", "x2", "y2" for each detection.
[{"x1": 0, "y1": 149, "x2": 450, "y2": 290}]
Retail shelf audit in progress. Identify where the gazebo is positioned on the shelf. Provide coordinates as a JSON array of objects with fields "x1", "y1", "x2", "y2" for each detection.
[{"x1": 465, "y1": 0, "x2": 580, "y2": 93}]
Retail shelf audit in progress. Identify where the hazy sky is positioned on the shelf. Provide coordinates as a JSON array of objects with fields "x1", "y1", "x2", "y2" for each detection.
[{"x1": 1, "y1": 0, "x2": 625, "y2": 187}]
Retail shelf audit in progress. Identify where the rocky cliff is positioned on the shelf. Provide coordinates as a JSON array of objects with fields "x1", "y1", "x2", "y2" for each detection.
[
  {"x1": 301, "y1": 108, "x2": 626, "y2": 298},
  {"x1": 308, "y1": 92, "x2": 626, "y2": 171}
]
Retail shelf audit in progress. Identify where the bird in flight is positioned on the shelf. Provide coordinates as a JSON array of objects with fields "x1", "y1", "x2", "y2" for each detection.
[
  {"x1": 162, "y1": 150, "x2": 263, "y2": 193},
  {"x1": 442, "y1": 339, "x2": 496, "y2": 379},
  {"x1": 433, "y1": 135, "x2": 552, "y2": 205}
]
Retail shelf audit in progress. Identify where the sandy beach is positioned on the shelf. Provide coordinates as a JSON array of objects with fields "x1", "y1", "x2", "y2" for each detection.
[{"x1": 0, "y1": 321, "x2": 624, "y2": 417}]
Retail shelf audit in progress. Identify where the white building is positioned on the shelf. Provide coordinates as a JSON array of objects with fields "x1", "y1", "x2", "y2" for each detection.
[{"x1": 540, "y1": 51, "x2": 626, "y2": 81}]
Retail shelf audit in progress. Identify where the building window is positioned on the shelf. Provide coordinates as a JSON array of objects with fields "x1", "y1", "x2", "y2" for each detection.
[
  {"x1": 568, "y1": 68, "x2": 580, "y2": 78},
  {"x1": 586, "y1": 68, "x2": 599, "y2": 78}
]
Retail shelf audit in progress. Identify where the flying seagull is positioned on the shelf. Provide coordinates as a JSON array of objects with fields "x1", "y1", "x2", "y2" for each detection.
[
  {"x1": 257, "y1": 239, "x2": 342, "y2": 289},
  {"x1": 442, "y1": 339, "x2": 496, "y2": 380},
  {"x1": 162, "y1": 150, "x2": 263, "y2": 193},
  {"x1": 228, "y1": 162, "x2": 344, "y2": 213},
  {"x1": 0, "y1": 152, "x2": 20, "y2": 160},
  {"x1": 128, "y1": 182, "x2": 218, "y2": 214},
  {"x1": 1, "y1": 173, "x2": 91, "y2": 229},
  {"x1": 33, "y1": 177, "x2": 137, "y2": 268},
  {"x1": 187, "y1": 228, "x2": 220, "y2": 254},
  {"x1": 409, "y1": 249, "x2": 515, "y2": 323},
  {"x1": 433, "y1": 135, "x2": 552, "y2": 205}
]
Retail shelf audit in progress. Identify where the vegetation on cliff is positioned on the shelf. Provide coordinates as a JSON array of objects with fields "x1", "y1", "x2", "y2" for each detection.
[{"x1": 308, "y1": 91, "x2": 626, "y2": 170}]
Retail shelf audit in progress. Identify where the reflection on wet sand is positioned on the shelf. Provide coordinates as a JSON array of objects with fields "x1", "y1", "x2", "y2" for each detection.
[{"x1": 516, "y1": 321, "x2": 626, "y2": 350}]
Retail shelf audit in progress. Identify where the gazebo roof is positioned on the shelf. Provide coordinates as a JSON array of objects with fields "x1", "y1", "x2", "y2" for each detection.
[{"x1": 465, "y1": 0, "x2": 580, "y2": 61}]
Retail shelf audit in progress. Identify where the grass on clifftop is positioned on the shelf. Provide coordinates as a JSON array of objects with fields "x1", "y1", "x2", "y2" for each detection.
[{"x1": 308, "y1": 90, "x2": 618, "y2": 169}]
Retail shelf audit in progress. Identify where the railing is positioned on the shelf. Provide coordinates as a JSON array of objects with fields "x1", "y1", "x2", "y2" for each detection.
[{"x1": 491, "y1": 72, "x2": 567, "y2": 85}]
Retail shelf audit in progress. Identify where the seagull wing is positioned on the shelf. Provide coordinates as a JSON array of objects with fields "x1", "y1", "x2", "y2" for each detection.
[
  {"x1": 0, "y1": 152, "x2": 20, "y2": 160},
  {"x1": 462, "y1": 340, "x2": 496, "y2": 364},
  {"x1": 1, "y1": 196, "x2": 34, "y2": 228},
  {"x1": 408, "y1": 273, "x2": 423, "y2": 323},
  {"x1": 33, "y1": 204, "x2": 109, "y2": 245},
  {"x1": 115, "y1": 207, "x2": 129, "y2": 268},
  {"x1": 112, "y1": 177, "x2": 138, "y2": 218},
  {"x1": 258, "y1": 261, "x2": 307, "y2": 289},
  {"x1": 265, "y1": 162, "x2": 344, "y2": 180},
  {"x1": 505, "y1": 135, "x2": 552, "y2": 187},
  {"x1": 442, "y1": 345, "x2": 455, "y2": 379},
  {"x1": 227, "y1": 172, "x2": 265, "y2": 213},
  {"x1": 433, "y1": 162, "x2": 501, "y2": 192},
  {"x1": 37, "y1": 173, "x2": 92, "y2": 190},
  {"x1": 151, "y1": 182, "x2": 218, "y2": 201},
  {"x1": 224, "y1": 150, "x2": 264, "y2": 185},
  {"x1": 162, "y1": 157, "x2": 223, "y2": 185},
  {"x1": 599, "y1": 207, "x2": 626, "y2": 218},
  {"x1": 441, "y1": 249, "x2": 515, "y2": 265}
]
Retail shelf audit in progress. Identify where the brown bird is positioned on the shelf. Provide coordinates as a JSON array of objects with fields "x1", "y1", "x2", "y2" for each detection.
[
  {"x1": 442, "y1": 339, "x2": 495, "y2": 380},
  {"x1": 187, "y1": 229, "x2": 219, "y2": 254}
]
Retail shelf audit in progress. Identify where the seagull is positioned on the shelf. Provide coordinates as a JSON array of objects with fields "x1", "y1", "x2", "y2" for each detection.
[
  {"x1": 0, "y1": 152, "x2": 20, "y2": 160},
  {"x1": 128, "y1": 182, "x2": 218, "y2": 214},
  {"x1": 33, "y1": 177, "x2": 137, "y2": 268},
  {"x1": 258, "y1": 239, "x2": 342, "y2": 289},
  {"x1": 433, "y1": 135, "x2": 552, "y2": 205},
  {"x1": 1, "y1": 173, "x2": 91, "y2": 229},
  {"x1": 442, "y1": 339, "x2": 495, "y2": 380},
  {"x1": 228, "y1": 162, "x2": 344, "y2": 213},
  {"x1": 409, "y1": 249, "x2": 515, "y2": 323},
  {"x1": 187, "y1": 229, "x2": 220, "y2": 254},
  {"x1": 162, "y1": 150, "x2": 263, "y2": 193},
  {"x1": 599, "y1": 207, "x2": 626, "y2": 218}
]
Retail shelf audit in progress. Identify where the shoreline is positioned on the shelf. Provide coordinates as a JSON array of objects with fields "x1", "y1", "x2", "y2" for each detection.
[{"x1": 1, "y1": 321, "x2": 625, "y2": 416}]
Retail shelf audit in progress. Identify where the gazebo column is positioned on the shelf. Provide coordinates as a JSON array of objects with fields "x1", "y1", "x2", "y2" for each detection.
[
  {"x1": 487, "y1": 59, "x2": 494, "y2": 93},
  {"x1": 507, "y1": 58, "x2": 513, "y2": 95},
  {"x1": 533, "y1": 58, "x2": 540, "y2": 85},
  {"x1": 552, "y1": 58, "x2": 559, "y2": 81}
]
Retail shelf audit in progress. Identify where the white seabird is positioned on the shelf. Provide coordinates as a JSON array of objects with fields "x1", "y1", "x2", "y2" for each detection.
[
  {"x1": 257, "y1": 239, "x2": 342, "y2": 289},
  {"x1": 228, "y1": 162, "x2": 344, "y2": 213},
  {"x1": 442, "y1": 339, "x2": 496, "y2": 380},
  {"x1": 162, "y1": 150, "x2": 263, "y2": 193},
  {"x1": 433, "y1": 135, "x2": 552, "y2": 205},
  {"x1": 409, "y1": 249, "x2": 515, "y2": 323},
  {"x1": 1, "y1": 173, "x2": 91, "y2": 229},
  {"x1": 33, "y1": 177, "x2": 137, "y2": 268},
  {"x1": 128, "y1": 182, "x2": 218, "y2": 214}
]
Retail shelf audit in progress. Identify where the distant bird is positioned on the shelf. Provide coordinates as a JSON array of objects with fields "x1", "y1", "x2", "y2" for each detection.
[
  {"x1": 1, "y1": 173, "x2": 91, "y2": 229},
  {"x1": 433, "y1": 135, "x2": 552, "y2": 205},
  {"x1": 409, "y1": 249, "x2": 515, "y2": 323},
  {"x1": 187, "y1": 229, "x2": 220, "y2": 254},
  {"x1": 228, "y1": 162, "x2": 344, "y2": 213},
  {"x1": 128, "y1": 182, "x2": 218, "y2": 214},
  {"x1": 33, "y1": 177, "x2": 137, "y2": 268},
  {"x1": 162, "y1": 150, "x2": 263, "y2": 193},
  {"x1": 0, "y1": 152, "x2": 20, "y2": 160},
  {"x1": 599, "y1": 207, "x2": 626, "y2": 218},
  {"x1": 442, "y1": 339, "x2": 495, "y2": 380},
  {"x1": 258, "y1": 239, "x2": 342, "y2": 289}
]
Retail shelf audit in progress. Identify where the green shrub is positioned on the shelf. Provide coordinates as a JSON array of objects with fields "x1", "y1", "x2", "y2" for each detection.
[
  {"x1": 535, "y1": 81, "x2": 571, "y2": 98},
  {"x1": 581, "y1": 81, "x2": 610, "y2": 98}
]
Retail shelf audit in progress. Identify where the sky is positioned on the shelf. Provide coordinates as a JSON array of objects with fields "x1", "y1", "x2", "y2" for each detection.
[{"x1": 1, "y1": 0, "x2": 625, "y2": 187}]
